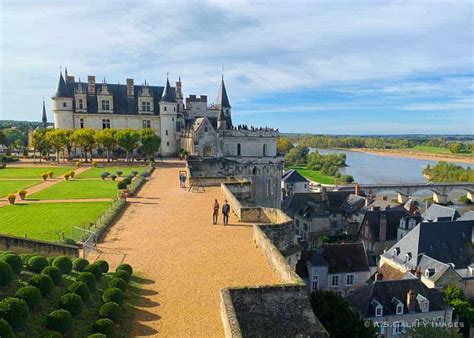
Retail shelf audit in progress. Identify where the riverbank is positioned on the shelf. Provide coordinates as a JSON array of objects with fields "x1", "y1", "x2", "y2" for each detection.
[{"x1": 348, "y1": 148, "x2": 474, "y2": 164}]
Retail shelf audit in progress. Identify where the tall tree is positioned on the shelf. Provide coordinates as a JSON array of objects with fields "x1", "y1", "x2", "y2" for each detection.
[
  {"x1": 277, "y1": 136, "x2": 294, "y2": 154},
  {"x1": 31, "y1": 129, "x2": 50, "y2": 163},
  {"x1": 46, "y1": 129, "x2": 67, "y2": 163},
  {"x1": 116, "y1": 129, "x2": 140, "y2": 162},
  {"x1": 62, "y1": 130, "x2": 74, "y2": 160},
  {"x1": 72, "y1": 129, "x2": 96, "y2": 162},
  {"x1": 95, "y1": 129, "x2": 117, "y2": 162},
  {"x1": 140, "y1": 129, "x2": 161, "y2": 160}
]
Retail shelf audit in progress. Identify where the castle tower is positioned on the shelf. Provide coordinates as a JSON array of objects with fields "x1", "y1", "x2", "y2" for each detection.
[
  {"x1": 217, "y1": 106, "x2": 227, "y2": 130},
  {"x1": 159, "y1": 76, "x2": 178, "y2": 156},
  {"x1": 216, "y1": 76, "x2": 232, "y2": 128},
  {"x1": 51, "y1": 71, "x2": 74, "y2": 129},
  {"x1": 41, "y1": 99, "x2": 48, "y2": 128},
  {"x1": 175, "y1": 76, "x2": 184, "y2": 112}
]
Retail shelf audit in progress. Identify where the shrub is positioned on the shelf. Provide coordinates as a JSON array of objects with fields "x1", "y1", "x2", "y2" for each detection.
[
  {"x1": 68, "y1": 281, "x2": 90, "y2": 302},
  {"x1": 84, "y1": 263, "x2": 103, "y2": 280},
  {"x1": 100, "y1": 172, "x2": 110, "y2": 180},
  {"x1": 41, "y1": 172, "x2": 49, "y2": 180},
  {"x1": 72, "y1": 258, "x2": 89, "y2": 272},
  {"x1": 58, "y1": 293, "x2": 83, "y2": 317},
  {"x1": 47, "y1": 171, "x2": 54, "y2": 178},
  {"x1": 110, "y1": 174, "x2": 117, "y2": 181},
  {"x1": 42, "y1": 266, "x2": 62, "y2": 286},
  {"x1": 0, "y1": 318, "x2": 14, "y2": 338},
  {"x1": 64, "y1": 173, "x2": 70, "y2": 180},
  {"x1": 7, "y1": 194, "x2": 15, "y2": 204},
  {"x1": 88, "y1": 334, "x2": 106, "y2": 338},
  {"x1": 117, "y1": 181, "x2": 127, "y2": 190},
  {"x1": 108, "y1": 277, "x2": 127, "y2": 292},
  {"x1": 92, "y1": 161, "x2": 97, "y2": 168},
  {"x1": 14, "y1": 285, "x2": 42, "y2": 309},
  {"x1": 69, "y1": 171, "x2": 75, "y2": 178},
  {"x1": 47, "y1": 256, "x2": 56, "y2": 265},
  {"x1": 0, "y1": 297, "x2": 29, "y2": 329},
  {"x1": 41, "y1": 330, "x2": 63, "y2": 338},
  {"x1": 113, "y1": 270, "x2": 130, "y2": 283},
  {"x1": 63, "y1": 238, "x2": 76, "y2": 246},
  {"x1": 116, "y1": 263, "x2": 133, "y2": 276},
  {"x1": 122, "y1": 177, "x2": 132, "y2": 185},
  {"x1": 28, "y1": 255, "x2": 49, "y2": 273},
  {"x1": 99, "y1": 302, "x2": 121, "y2": 322},
  {"x1": 1, "y1": 253, "x2": 22, "y2": 274},
  {"x1": 131, "y1": 170, "x2": 139, "y2": 177},
  {"x1": 46, "y1": 309, "x2": 72, "y2": 334},
  {"x1": 77, "y1": 272, "x2": 96, "y2": 291},
  {"x1": 52, "y1": 256, "x2": 72, "y2": 274},
  {"x1": 95, "y1": 260, "x2": 109, "y2": 273},
  {"x1": 0, "y1": 262, "x2": 14, "y2": 286},
  {"x1": 116, "y1": 170, "x2": 123, "y2": 177},
  {"x1": 19, "y1": 253, "x2": 34, "y2": 265},
  {"x1": 92, "y1": 318, "x2": 114, "y2": 337},
  {"x1": 140, "y1": 172, "x2": 149, "y2": 178},
  {"x1": 76, "y1": 161, "x2": 81, "y2": 168},
  {"x1": 102, "y1": 287, "x2": 124, "y2": 305},
  {"x1": 18, "y1": 189, "x2": 27, "y2": 199},
  {"x1": 29, "y1": 274, "x2": 54, "y2": 296}
]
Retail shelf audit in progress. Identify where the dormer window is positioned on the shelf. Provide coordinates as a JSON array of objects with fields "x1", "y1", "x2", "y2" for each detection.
[
  {"x1": 392, "y1": 297, "x2": 404, "y2": 315},
  {"x1": 417, "y1": 294, "x2": 429, "y2": 313},
  {"x1": 141, "y1": 101, "x2": 151, "y2": 112},
  {"x1": 393, "y1": 247, "x2": 400, "y2": 257},
  {"x1": 101, "y1": 100, "x2": 110, "y2": 111},
  {"x1": 405, "y1": 252, "x2": 412, "y2": 262},
  {"x1": 78, "y1": 99, "x2": 84, "y2": 110},
  {"x1": 396, "y1": 303, "x2": 403, "y2": 315},
  {"x1": 371, "y1": 300, "x2": 383, "y2": 317},
  {"x1": 425, "y1": 268, "x2": 435, "y2": 277}
]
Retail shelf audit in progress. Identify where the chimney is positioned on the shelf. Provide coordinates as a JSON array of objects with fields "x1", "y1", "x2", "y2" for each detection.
[
  {"x1": 379, "y1": 214, "x2": 387, "y2": 242},
  {"x1": 407, "y1": 289, "x2": 416, "y2": 313},
  {"x1": 87, "y1": 76, "x2": 96, "y2": 95},
  {"x1": 200, "y1": 95, "x2": 207, "y2": 102},
  {"x1": 355, "y1": 184, "x2": 361, "y2": 196},
  {"x1": 374, "y1": 272, "x2": 384, "y2": 281},
  {"x1": 126, "y1": 78, "x2": 134, "y2": 97},
  {"x1": 321, "y1": 187, "x2": 328, "y2": 202},
  {"x1": 67, "y1": 75, "x2": 75, "y2": 83}
]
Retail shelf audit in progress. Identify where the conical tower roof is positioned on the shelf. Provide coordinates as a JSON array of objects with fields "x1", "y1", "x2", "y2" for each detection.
[
  {"x1": 216, "y1": 76, "x2": 231, "y2": 108},
  {"x1": 160, "y1": 77, "x2": 176, "y2": 102},
  {"x1": 42, "y1": 100, "x2": 47, "y2": 126},
  {"x1": 55, "y1": 72, "x2": 69, "y2": 97}
]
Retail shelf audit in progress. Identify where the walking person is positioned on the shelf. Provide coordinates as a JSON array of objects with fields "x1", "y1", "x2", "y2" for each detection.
[
  {"x1": 181, "y1": 173, "x2": 187, "y2": 188},
  {"x1": 212, "y1": 199, "x2": 219, "y2": 224},
  {"x1": 222, "y1": 200, "x2": 230, "y2": 226},
  {"x1": 179, "y1": 173, "x2": 184, "y2": 188}
]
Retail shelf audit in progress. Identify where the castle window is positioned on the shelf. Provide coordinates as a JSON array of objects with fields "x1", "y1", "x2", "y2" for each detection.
[
  {"x1": 237, "y1": 143, "x2": 241, "y2": 156},
  {"x1": 346, "y1": 274, "x2": 354, "y2": 286},
  {"x1": 101, "y1": 100, "x2": 110, "y2": 111},
  {"x1": 79, "y1": 118, "x2": 84, "y2": 129},
  {"x1": 166, "y1": 130, "x2": 168, "y2": 136},
  {"x1": 263, "y1": 144, "x2": 267, "y2": 156},
  {"x1": 143, "y1": 120, "x2": 151, "y2": 129},
  {"x1": 164, "y1": 106, "x2": 167, "y2": 112},
  {"x1": 63, "y1": 102, "x2": 67, "y2": 108},
  {"x1": 204, "y1": 127, "x2": 208, "y2": 133},
  {"x1": 102, "y1": 119, "x2": 111, "y2": 129},
  {"x1": 166, "y1": 142, "x2": 169, "y2": 146},
  {"x1": 141, "y1": 101, "x2": 151, "y2": 112},
  {"x1": 78, "y1": 99, "x2": 84, "y2": 110}
]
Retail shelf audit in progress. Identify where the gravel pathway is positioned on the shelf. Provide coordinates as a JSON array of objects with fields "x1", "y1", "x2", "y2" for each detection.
[{"x1": 93, "y1": 160, "x2": 280, "y2": 337}]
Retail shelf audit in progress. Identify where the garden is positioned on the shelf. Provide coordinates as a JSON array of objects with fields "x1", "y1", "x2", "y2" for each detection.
[{"x1": 0, "y1": 250, "x2": 136, "y2": 338}]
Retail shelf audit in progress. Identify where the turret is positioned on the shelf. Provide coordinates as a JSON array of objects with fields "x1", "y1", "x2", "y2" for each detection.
[
  {"x1": 159, "y1": 76, "x2": 178, "y2": 156},
  {"x1": 51, "y1": 71, "x2": 74, "y2": 129},
  {"x1": 216, "y1": 76, "x2": 232, "y2": 128}
]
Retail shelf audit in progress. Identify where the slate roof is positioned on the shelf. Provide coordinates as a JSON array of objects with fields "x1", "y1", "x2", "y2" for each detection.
[
  {"x1": 340, "y1": 194, "x2": 366, "y2": 213},
  {"x1": 417, "y1": 255, "x2": 452, "y2": 283},
  {"x1": 349, "y1": 278, "x2": 448, "y2": 318},
  {"x1": 382, "y1": 220, "x2": 473, "y2": 269},
  {"x1": 422, "y1": 204, "x2": 460, "y2": 222},
  {"x1": 282, "y1": 191, "x2": 353, "y2": 215},
  {"x1": 308, "y1": 242, "x2": 370, "y2": 273},
  {"x1": 282, "y1": 169, "x2": 309, "y2": 184},
  {"x1": 160, "y1": 78, "x2": 176, "y2": 102},
  {"x1": 54, "y1": 73, "x2": 69, "y2": 97},
  {"x1": 459, "y1": 211, "x2": 474, "y2": 221},
  {"x1": 216, "y1": 77, "x2": 231, "y2": 108},
  {"x1": 361, "y1": 208, "x2": 412, "y2": 242}
]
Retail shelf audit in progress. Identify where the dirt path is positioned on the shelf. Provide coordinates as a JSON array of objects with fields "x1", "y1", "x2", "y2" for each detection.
[{"x1": 92, "y1": 160, "x2": 280, "y2": 337}]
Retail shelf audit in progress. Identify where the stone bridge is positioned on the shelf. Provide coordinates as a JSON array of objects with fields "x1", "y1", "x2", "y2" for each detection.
[{"x1": 337, "y1": 182, "x2": 474, "y2": 204}]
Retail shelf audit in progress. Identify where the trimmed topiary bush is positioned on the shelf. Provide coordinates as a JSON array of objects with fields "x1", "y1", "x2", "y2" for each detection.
[
  {"x1": 28, "y1": 255, "x2": 49, "y2": 273},
  {"x1": 52, "y1": 256, "x2": 72, "y2": 274},
  {"x1": 114, "y1": 270, "x2": 130, "y2": 283},
  {"x1": 41, "y1": 330, "x2": 63, "y2": 338},
  {"x1": 14, "y1": 285, "x2": 42, "y2": 309},
  {"x1": 92, "y1": 318, "x2": 114, "y2": 337},
  {"x1": 108, "y1": 277, "x2": 127, "y2": 292},
  {"x1": 42, "y1": 266, "x2": 62, "y2": 286},
  {"x1": 88, "y1": 334, "x2": 106, "y2": 338},
  {"x1": 58, "y1": 293, "x2": 83, "y2": 317},
  {"x1": 110, "y1": 174, "x2": 117, "y2": 181},
  {"x1": 0, "y1": 262, "x2": 14, "y2": 286},
  {"x1": 95, "y1": 260, "x2": 109, "y2": 273},
  {"x1": 102, "y1": 287, "x2": 124, "y2": 306},
  {"x1": 47, "y1": 256, "x2": 56, "y2": 265},
  {"x1": 0, "y1": 297, "x2": 29, "y2": 329},
  {"x1": 84, "y1": 263, "x2": 103, "y2": 280},
  {"x1": 116, "y1": 170, "x2": 123, "y2": 177},
  {"x1": 0, "y1": 253, "x2": 22, "y2": 274},
  {"x1": 0, "y1": 318, "x2": 14, "y2": 338},
  {"x1": 77, "y1": 272, "x2": 96, "y2": 291},
  {"x1": 46, "y1": 309, "x2": 73, "y2": 334},
  {"x1": 116, "y1": 263, "x2": 133, "y2": 276},
  {"x1": 19, "y1": 253, "x2": 34, "y2": 265},
  {"x1": 72, "y1": 258, "x2": 89, "y2": 272},
  {"x1": 117, "y1": 181, "x2": 127, "y2": 190},
  {"x1": 99, "y1": 301, "x2": 121, "y2": 322},
  {"x1": 29, "y1": 274, "x2": 54, "y2": 296},
  {"x1": 68, "y1": 281, "x2": 90, "y2": 302}
]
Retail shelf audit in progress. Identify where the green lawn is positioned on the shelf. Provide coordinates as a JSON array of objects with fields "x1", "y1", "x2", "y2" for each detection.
[
  {"x1": 411, "y1": 145, "x2": 473, "y2": 156},
  {"x1": 286, "y1": 166, "x2": 336, "y2": 184},
  {"x1": 0, "y1": 180, "x2": 41, "y2": 197},
  {"x1": 0, "y1": 202, "x2": 111, "y2": 241},
  {"x1": 30, "y1": 180, "x2": 119, "y2": 199},
  {"x1": 76, "y1": 166, "x2": 147, "y2": 179},
  {"x1": 0, "y1": 166, "x2": 73, "y2": 179}
]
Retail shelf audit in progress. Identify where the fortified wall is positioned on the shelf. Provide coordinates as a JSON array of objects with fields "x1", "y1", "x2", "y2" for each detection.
[
  {"x1": 219, "y1": 183, "x2": 328, "y2": 338},
  {"x1": 0, "y1": 234, "x2": 79, "y2": 257}
]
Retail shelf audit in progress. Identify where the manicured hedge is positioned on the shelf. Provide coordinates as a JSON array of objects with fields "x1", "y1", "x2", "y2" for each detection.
[
  {"x1": 102, "y1": 287, "x2": 124, "y2": 306},
  {"x1": 116, "y1": 263, "x2": 133, "y2": 276},
  {"x1": 0, "y1": 254, "x2": 22, "y2": 274},
  {"x1": 52, "y1": 256, "x2": 72, "y2": 274},
  {"x1": 19, "y1": 253, "x2": 34, "y2": 265},
  {"x1": 99, "y1": 302, "x2": 121, "y2": 322},
  {"x1": 95, "y1": 260, "x2": 109, "y2": 273},
  {"x1": 108, "y1": 277, "x2": 127, "y2": 292},
  {"x1": 68, "y1": 281, "x2": 90, "y2": 302},
  {"x1": 0, "y1": 297, "x2": 29, "y2": 329},
  {"x1": 14, "y1": 285, "x2": 42, "y2": 310},
  {"x1": 0, "y1": 262, "x2": 14, "y2": 286},
  {"x1": 28, "y1": 255, "x2": 49, "y2": 273},
  {"x1": 58, "y1": 293, "x2": 83, "y2": 317},
  {"x1": 72, "y1": 258, "x2": 89, "y2": 272},
  {"x1": 47, "y1": 256, "x2": 56, "y2": 266},
  {"x1": 84, "y1": 263, "x2": 103, "y2": 280},
  {"x1": 88, "y1": 334, "x2": 106, "y2": 338},
  {"x1": 29, "y1": 274, "x2": 54, "y2": 296},
  {"x1": 42, "y1": 266, "x2": 62, "y2": 286},
  {"x1": 41, "y1": 330, "x2": 63, "y2": 338},
  {"x1": 77, "y1": 272, "x2": 96, "y2": 291},
  {"x1": 46, "y1": 309, "x2": 73, "y2": 334},
  {"x1": 114, "y1": 270, "x2": 130, "y2": 283},
  {"x1": 0, "y1": 318, "x2": 14, "y2": 338},
  {"x1": 92, "y1": 318, "x2": 114, "y2": 337}
]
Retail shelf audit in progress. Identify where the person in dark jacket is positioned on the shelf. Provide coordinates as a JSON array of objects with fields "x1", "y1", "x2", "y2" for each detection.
[
  {"x1": 222, "y1": 200, "x2": 230, "y2": 225},
  {"x1": 212, "y1": 199, "x2": 219, "y2": 224}
]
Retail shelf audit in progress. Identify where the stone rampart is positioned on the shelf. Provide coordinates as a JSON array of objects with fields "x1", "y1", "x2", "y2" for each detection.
[{"x1": 0, "y1": 234, "x2": 79, "y2": 257}]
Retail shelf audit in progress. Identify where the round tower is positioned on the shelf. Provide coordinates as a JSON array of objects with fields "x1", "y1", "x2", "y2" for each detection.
[
  {"x1": 159, "y1": 76, "x2": 178, "y2": 156},
  {"x1": 51, "y1": 71, "x2": 74, "y2": 129}
]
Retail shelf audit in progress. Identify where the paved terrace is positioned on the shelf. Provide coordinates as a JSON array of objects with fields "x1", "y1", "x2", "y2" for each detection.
[{"x1": 93, "y1": 160, "x2": 280, "y2": 337}]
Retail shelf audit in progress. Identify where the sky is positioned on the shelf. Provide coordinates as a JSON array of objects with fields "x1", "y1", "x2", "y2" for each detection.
[{"x1": 0, "y1": 0, "x2": 473, "y2": 135}]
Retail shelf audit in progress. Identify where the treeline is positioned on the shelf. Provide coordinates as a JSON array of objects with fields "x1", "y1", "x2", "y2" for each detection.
[
  {"x1": 423, "y1": 162, "x2": 474, "y2": 182},
  {"x1": 30, "y1": 128, "x2": 161, "y2": 163}
]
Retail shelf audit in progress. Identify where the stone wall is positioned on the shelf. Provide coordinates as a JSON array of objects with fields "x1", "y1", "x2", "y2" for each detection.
[{"x1": 0, "y1": 234, "x2": 79, "y2": 257}]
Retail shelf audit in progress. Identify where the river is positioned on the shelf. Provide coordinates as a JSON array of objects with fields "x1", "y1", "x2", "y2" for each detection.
[{"x1": 309, "y1": 148, "x2": 471, "y2": 184}]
